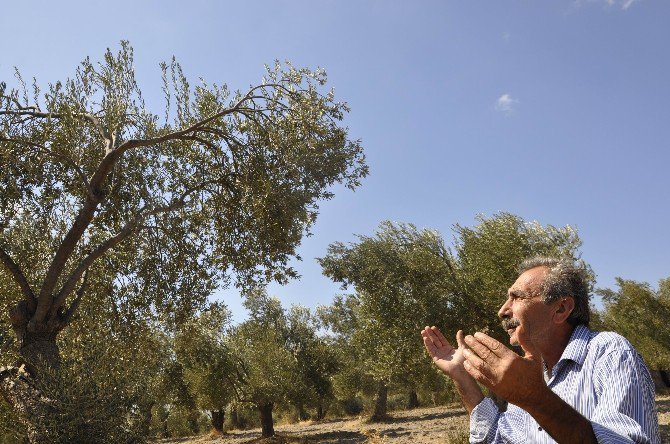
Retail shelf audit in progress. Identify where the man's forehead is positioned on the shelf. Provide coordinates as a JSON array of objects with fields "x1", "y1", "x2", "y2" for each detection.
[{"x1": 508, "y1": 266, "x2": 548, "y2": 294}]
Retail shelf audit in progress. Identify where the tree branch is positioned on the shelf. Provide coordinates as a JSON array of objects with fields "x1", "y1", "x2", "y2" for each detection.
[
  {"x1": 112, "y1": 82, "x2": 288, "y2": 155},
  {"x1": 0, "y1": 136, "x2": 94, "y2": 199},
  {"x1": 34, "y1": 195, "x2": 101, "y2": 324},
  {"x1": 56, "y1": 269, "x2": 89, "y2": 331},
  {"x1": 47, "y1": 183, "x2": 211, "y2": 319},
  {"x1": 0, "y1": 108, "x2": 111, "y2": 142},
  {"x1": 25, "y1": 81, "x2": 291, "y2": 325},
  {"x1": 0, "y1": 245, "x2": 37, "y2": 310}
]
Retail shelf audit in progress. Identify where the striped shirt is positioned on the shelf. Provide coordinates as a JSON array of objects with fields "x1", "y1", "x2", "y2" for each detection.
[{"x1": 469, "y1": 325, "x2": 660, "y2": 443}]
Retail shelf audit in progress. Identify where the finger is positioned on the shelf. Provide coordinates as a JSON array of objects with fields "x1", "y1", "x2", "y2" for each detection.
[
  {"x1": 431, "y1": 326, "x2": 452, "y2": 348},
  {"x1": 420, "y1": 327, "x2": 431, "y2": 339},
  {"x1": 422, "y1": 333, "x2": 453, "y2": 359},
  {"x1": 462, "y1": 347, "x2": 488, "y2": 373},
  {"x1": 516, "y1": 324, "x2": 541, "y2": 362},
  {"x1": 456, "y1": 330, "x2": 465, "y2": 349},
  {"x1": 473, "y1": 332, "x2": 509, "y2": 358},
  {"x1": 463, "y1": 356, "x2": 494, "y2": 388},
  {"x1": 464, "y1": 335, "x2": 498, "y2": 365},
  {"x1": 422, "y1": 327, "x2": 444, "y2": 348},
  {"x1": 422, "y1": 335, "x2": 439, "y2": 356}
]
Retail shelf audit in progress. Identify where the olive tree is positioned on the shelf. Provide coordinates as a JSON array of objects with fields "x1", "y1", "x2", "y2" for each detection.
[
  {"x1": 230, "y1": 289, "x2": 336, "y2": 437},
  {"x1": 0, "y1": 41, "x2": 367, "y2": 441},
  {"x1": 173, "y1": 303, "x2": 237, "y2": 433},
  {"x1": 598, "y1": 278, "x2": 670, "y2": 370}
]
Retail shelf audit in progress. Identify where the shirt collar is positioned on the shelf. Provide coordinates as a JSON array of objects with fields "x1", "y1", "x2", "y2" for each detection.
[{"x1": 557, "y1": 324, "x2": 591, "y2": 367}]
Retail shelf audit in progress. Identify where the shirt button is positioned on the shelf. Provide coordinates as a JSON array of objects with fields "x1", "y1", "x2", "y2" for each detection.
[{"x1": 538, "y1": 427, "x2": 543, "y2": 431}]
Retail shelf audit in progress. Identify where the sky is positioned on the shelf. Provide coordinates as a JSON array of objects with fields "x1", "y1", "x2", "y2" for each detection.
[{"x1": 2, "y1": 0, "x2": 669, "y2": 323}]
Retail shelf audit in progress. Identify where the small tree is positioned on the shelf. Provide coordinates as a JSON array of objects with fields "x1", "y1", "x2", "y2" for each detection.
[
  {"x1": 285, "y1": 305, "x2": 338, "y2": 420},
  {"x1": 0, "y1": 41, "x2": 367, "y2": 441},
  {"x1": 174, "y1": 303, "x2": 237, "y2": 433},
  {"x1": 230, "y1": 289, "x2": 336, "y2": 437}
]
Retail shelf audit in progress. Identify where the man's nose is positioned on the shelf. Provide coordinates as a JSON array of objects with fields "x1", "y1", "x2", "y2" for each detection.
[{"x1": 498, "y1": 296, "x2": 512, "y2": 319}]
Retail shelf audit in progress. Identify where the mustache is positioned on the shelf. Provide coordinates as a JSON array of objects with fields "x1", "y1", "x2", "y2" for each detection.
[{"x1": 501, "y1": 318, "x2": 520, "y2": 330}]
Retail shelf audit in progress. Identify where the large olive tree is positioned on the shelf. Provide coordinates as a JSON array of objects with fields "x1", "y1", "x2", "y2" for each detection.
[{"x1": 0, "y1": 41, "x2": 366, "y2": 440}]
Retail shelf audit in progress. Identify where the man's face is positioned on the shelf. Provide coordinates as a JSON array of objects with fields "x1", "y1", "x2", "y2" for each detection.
[{"x1": 498, "y1": 266, "x2": 554, "y2": 346}]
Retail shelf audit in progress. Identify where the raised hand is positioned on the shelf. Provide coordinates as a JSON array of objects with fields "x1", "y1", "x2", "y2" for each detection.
[
  {"x1": 461, "y1": 325, "x2": 547, "y2": 410},
  {"x1": 421, "y1": 326, "x2": 468, "y2": 378}
]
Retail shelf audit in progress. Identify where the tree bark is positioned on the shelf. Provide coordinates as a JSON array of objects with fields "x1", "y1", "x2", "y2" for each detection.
[
  {"x1": 258, "y1": 402, "x2": 274, "y2": 438},
  {"x1": 371, "y1": 381, "x2": 388, "y2": 421},
  {"x1": 210, "y1": 409, "x2": 225, "y2": 433},
  {"x1": 10, "y1": 301, "x2": 62, "y2": 370},
  {"x1": 316, "y1": 402, "x2": 326, "y2": 421},
  {"x1": 230, "y1": 406, "x2": 240, "y2": 429},
  {"x1": 0, "y1": 301, "x2": 63, "y2": 444},
  {"x1": 407, "y1": 389, "x2": 419, "y2": 409},
  {"x1": 0, "y1": 365, "x2": 55, "y2": 444}
]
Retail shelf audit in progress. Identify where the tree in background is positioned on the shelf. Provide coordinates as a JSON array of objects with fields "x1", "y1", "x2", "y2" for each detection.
[
  {"x1": 319, "y1": 221, "x2": 457, "y2": 419},
  {"x1": 0, "y1": 41, "x2": 366, "y2": 441},
  {"x1": 318, "y1": 213, "x2": 590, "y2": 419},
  {"x1": 231, "y1": 289, "x2": 337, "y2": 437},
  {"x1": 285, "y1": 304, "x2": 338, "y2": 420},
  {"x1": 173, "y1": 303, "x2": 237, "y2": 434},
  {"x1": 598, "y1": 278, "x2": 670, "y2": 370},
  {"x1": 451, "y1": 213, "x2": 592, "y2": 342}
]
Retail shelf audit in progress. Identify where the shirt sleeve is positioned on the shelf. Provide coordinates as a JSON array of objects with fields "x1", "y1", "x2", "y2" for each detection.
[
  {"x1": 469, "y1": 397, "x2": 500, "y2": 443},
  {"x1": 591, "y1": 349, "x2": 660, "y2": 444}
]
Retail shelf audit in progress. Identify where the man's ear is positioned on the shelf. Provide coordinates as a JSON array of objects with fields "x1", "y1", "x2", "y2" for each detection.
[{"x1": 553, "y1": 297, "x2": 575, "y2": 324}]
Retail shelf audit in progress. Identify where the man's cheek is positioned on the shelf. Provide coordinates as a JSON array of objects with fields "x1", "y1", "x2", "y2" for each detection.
[{"x1": 510, "y1": 333, "x2": 520, "y2": 346}]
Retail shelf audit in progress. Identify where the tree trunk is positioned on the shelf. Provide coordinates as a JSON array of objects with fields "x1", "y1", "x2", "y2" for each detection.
[
  {"x1": 230, "y1": 406, "x2": 240, "y2": 429},
  {"x1": 258, "y1": 402, "x2": 274, "y2": 438},
  {"x1": 371, "y1": 381, "x2": 388, "y2": 421},
  {"x1": 316, "y1": 402, "x2": 326, "y2": 421},
  {"x1": 407, "y1": 389, "x2": 419, "y2": 409},
  {"x1": 1, "y1": 301, "x2": 63, "y2": 444},
  {"x1": 297, "y1": 404, "x2": 309, "y2": 421},
  {"x1": 211, "y1": 409, "x2": 225, "y2": 433},
  {"x1": 10, "y1": 301, "x2": 62, "y2": 371}
]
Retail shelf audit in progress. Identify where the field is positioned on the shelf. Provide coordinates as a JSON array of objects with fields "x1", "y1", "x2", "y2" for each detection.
[{"x1": 159, "y1": 396, "x2": 670, "y2": 443}]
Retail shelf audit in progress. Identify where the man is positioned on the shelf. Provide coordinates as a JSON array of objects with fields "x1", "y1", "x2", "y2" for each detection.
[{"x1": 421, "y1": 256, "x2": 660, "y2": 443}]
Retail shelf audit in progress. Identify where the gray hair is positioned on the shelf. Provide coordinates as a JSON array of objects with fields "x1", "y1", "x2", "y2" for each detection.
[{"x1": 519, "y1": 256, "x2": 591, "y2": 327}]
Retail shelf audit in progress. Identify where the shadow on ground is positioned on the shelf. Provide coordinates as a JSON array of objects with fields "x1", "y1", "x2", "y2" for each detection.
[
  {"x1": 385, "y1": 409, "x2": 467, "y2": 425},
  {"x1": 243, "y1": 430, "x2": 368, "y2": 443}
]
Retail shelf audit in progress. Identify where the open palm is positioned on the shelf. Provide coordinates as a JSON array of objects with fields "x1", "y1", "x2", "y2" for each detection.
[{"x1": 421, "y1": 327, "x2": 467, "y2": 377}]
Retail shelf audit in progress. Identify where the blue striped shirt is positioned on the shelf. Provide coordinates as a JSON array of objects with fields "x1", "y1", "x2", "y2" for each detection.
[{"x1": 469, "y1": 325, "x2": 660, "y2": 443}]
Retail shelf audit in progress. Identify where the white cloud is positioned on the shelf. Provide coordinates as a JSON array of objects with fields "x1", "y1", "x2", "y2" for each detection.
[
  {"x1": 495, "y1": 94, "x2": 519, "y2": 115},
  {"x1": 573, "y1": 0, "x2": 640, "y2": 10}
]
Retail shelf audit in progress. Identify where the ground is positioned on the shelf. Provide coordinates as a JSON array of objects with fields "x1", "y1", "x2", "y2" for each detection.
[{"x1": 158, "y1": 396, "x2": 670, "y2": 443}]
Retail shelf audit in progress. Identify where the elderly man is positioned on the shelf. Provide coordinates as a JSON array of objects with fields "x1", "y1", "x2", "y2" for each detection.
[{"x1": 421, "y1": 257, "x2": 660, "y2": 443}]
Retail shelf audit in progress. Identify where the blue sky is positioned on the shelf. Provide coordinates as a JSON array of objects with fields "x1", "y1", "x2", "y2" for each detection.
[{"x1": 2, "y1": 1, "x2": 669, "y2": 322}]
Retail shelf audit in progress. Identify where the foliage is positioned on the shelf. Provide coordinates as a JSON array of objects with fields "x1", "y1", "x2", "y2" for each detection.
[
  {"x1": 6, "y1": 352, "x2": 151, "y2": 443},
  {"x1": 173, "y1": 303, "x2": 236, "y2": 432},
  {"x1": 231, "y1": 289, "x2": 337, "y2": 419},
  {"x1": 598, "y1": 278, "x2": 670, "y2": 369}
]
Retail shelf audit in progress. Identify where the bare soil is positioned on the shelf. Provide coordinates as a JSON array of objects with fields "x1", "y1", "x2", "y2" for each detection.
[{"x1": 158, "y1": 395, "x2": 670, "y2": 444}]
